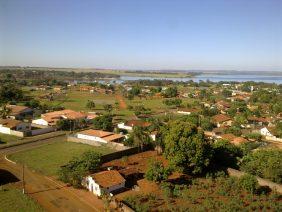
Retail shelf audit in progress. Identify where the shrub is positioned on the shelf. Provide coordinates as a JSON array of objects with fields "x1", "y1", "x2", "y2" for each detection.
[
  {"x1": 239, "y1": 174, "x2": 259, "y2": 194},
  {"x1": 145, "y1": 160, "x2": 171, "y2": 183}
]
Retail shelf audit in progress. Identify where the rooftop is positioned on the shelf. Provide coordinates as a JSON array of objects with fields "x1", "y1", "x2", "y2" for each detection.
[{"x1": 91, "y1": 170, "x2": 125, "y2": 188}]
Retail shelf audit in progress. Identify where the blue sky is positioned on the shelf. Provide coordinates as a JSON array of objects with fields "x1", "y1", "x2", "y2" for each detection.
[{"x1": 0, "y1": 0, "x2": 281, "y2": 71}]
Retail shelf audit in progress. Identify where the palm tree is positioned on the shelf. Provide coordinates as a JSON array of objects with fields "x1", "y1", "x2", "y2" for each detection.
[
  {"x1": 132, "y1": 126, "x2": 151, "y2": 151},
  {"x1": 0, "y1": 104, "x2": 11, "y2": 119}
]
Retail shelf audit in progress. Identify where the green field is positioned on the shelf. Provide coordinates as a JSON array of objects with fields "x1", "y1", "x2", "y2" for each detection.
[
  {"x1": 0, "y1": 134, "x2": 21, "y2": 144},
  {"x1": 31, "y1": 90, "x2": 116, "y2": 112},
  {"x1": 9, "y1": 140, "x2": 114, "y2": 176},
  {"x1": 0, "y1": 185, "x2": 43, "y2": 212}
]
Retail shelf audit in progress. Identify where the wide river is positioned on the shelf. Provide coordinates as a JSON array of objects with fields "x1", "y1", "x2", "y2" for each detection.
[{"x1": 115, "y1": 74, "x2": 282, "y2": 84}]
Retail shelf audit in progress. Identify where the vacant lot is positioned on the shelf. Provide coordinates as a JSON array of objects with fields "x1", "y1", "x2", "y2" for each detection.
[
  {"x1": 0, "y1": 185, "x2": 43, "y2": 212},
  {"x1": 9, "y1": 140, "x2": 114, "y2": 177}
]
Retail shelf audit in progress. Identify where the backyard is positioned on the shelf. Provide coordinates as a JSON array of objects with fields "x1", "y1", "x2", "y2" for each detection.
[{"x1": 8, "y1": 139, "x2": 114, "y2": 177}]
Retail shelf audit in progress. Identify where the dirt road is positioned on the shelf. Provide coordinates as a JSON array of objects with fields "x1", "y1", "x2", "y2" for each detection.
[
  {"x1": 0, "y1": 137, "x2": 105, "y2": 212},
  {"x1": 116, "y1": 94, "x2": 127, "y2": 109}
]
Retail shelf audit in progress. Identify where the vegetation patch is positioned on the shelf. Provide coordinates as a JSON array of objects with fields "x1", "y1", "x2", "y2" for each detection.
[{"x1": 0, "y1": 185, "x2": 43, "y2": 212}]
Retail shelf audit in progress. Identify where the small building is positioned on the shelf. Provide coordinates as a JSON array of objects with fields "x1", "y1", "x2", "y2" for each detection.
[
  {"x1": 6, "y1": 105, "x2": 33, "y2": 120},
  {"x1": 32, "y1": 109, "x2": 86, "y2": 126},
  {"x1": 260, "y1": 127, "x2": 274, "y2": 137},
  {"x1": 177, "y1": 108, "x2": 200, "y2": 115},
  {"x1": 77, "y1": 129, "x2": 124, "y2": 144},
  {"x1": 117, "y1": 120, "x2": 151, "y2": 132},
  {"x1": 212, "y1": 114, "x2": 232, "y2": 128},
  {"x1": 84, "y1": 170, "x2": 126, "y2": 196},
  {"x1": 0, "y1": 119, "x2": 30, "y2": 136}
]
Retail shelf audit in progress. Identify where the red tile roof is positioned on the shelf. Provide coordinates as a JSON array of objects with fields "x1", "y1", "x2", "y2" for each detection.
[
  {"x1": 212, "y1": 114, "x2": 231, "y2": 123},
  {"x1": 91, "y1": 170, "x2": 125, "y2": 188},
  {"x1": 125, "y1": 120, "x2": 151, "y2": 127}
]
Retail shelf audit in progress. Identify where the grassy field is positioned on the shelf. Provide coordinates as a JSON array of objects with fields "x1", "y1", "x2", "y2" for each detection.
[
  {"x1": 31, "y1": 89, "x2": 116, "y2": 112},
  {"x1": 0, "y1": 134, "x2": 21, "y2": 144},
  {"x1": 9, "y1": 140, "x2": 114, "y2": 177},
  {"x1": 0, "y1": 185, "x2": 43, "y2": 212}
]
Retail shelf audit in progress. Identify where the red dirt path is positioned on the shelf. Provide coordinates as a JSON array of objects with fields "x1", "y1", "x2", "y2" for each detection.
[{"x1": 116, "y1": 94, "x2": 127, "y2": 109}]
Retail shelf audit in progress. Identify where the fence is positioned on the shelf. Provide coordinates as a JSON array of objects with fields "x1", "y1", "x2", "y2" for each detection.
[
  {"x1": 265, "y1": 136, "x2": 282, "y2": 142},
  {"x1": 67, "y1": 135, "x2": 131, "y2": 151}
]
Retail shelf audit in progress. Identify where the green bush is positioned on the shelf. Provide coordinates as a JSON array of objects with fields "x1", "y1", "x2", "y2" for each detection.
[
  {"x1": 240, "y1": 149, "x2": 282, "y2": 183},
  {"x1": 58, "y1": 151, "x2": 101, "y2": 187},
  {"x1": 239, "y1": 174, "x2": 259, "y2": 194}
]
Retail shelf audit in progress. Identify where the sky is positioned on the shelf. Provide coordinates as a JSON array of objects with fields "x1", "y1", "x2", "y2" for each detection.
[{"x1": 0, "y1": 0, "x2": 282, "y2": 71}]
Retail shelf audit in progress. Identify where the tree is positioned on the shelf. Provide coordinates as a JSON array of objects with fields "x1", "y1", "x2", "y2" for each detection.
[
  {"x1": 162, "y1": 87, "x2": 178, "y2": 98},
  {"x1": 103, "y1": 104, "x2": 113, "y2": 113},
  {"x1": 56, "y1": 119, "x2": 76, "y2": 131},
  {"x1": 200, "y1": 117, "x2": 214, "y2": 131},
  {"x1": 239, "y1": 174, "x2": 259, "y2": 194},
  {"x1": 0, "y1": 104, "x2": 11, "y2": 119},
  {"x1": 212, "y1": 139, "x2": 242, "y2": 168},
  {"x1": 0, "y1": 83, "x2": 24, "y2": 104},
  {"x1": 58, "y1": 151, "x2": 101, "y2": 188},
  {"x1": 86, "y1": 100, "x2": 95, "y2": 110},
  {"x1": 240, "y1": 149, "x2": 282, "y2": 183},
  {"x1": 163, "y1": 120, "x2": 213, "y2": 174},
  {"x1": 145, "y1": 160, "x2": 171, "y2": 183},
  {"x1": 93, "y1": 115, "x2": 113, "y2": 131},
  {"x1": 128, "y1": 126, "x2": 152, "y2": 151},
  {"x1": 222, "y1": 89, "x2": 232, "y2": 98}
]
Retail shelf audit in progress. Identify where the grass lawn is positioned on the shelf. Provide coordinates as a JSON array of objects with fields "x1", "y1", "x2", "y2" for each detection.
[
  {"x1": 9, "y1": 140, "x2": 114, "y2": 177},
  {"x1": 0, "y1": 134, "x2": 21, "y2": 144},
  {"x1": 0, "y1": 185, "x2": 43, "y2": 212}
]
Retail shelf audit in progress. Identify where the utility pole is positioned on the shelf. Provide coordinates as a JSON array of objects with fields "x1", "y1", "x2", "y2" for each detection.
[{"x1": 22, "y1": 164, "x2": 25, "y2": 194}]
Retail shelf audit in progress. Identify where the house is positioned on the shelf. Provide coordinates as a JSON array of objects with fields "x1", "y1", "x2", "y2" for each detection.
[
  {"x1": 247, "y1": 116, "x2": 270, "y2": 127},
  {"x1": 77, "y1": 129, "x2": 124, "y2": 144},
  {"x1": 32, "y1": 109, "x2": 86, "y2": 126},
  {"x1": 216, "y1": 100, "x2": 231, "y2": 111},
  {"x1": 0, "y1": 119, "x2": 30, "y2": 136},
  {"x1": 177, "y1": 108, "x2": 200, "y2": 115},
  {"x1": 6, "y1": 105, "x2": 33, "y2": 120},
  {"x1": 218, "y1": 133, "x2": 249, "y2": 145},
  {"x1": 260, "y1": 127, "x2": 274, "y2": 137},
  {"x1": 117, "y1": 120, "x2": 151, "y2": 131},
  {"x1": 212, "y1": 114, "x2": 232, "y2": 127},
  {"x1": 84, "y1": 170, "x2": 126, "y2": 196}
]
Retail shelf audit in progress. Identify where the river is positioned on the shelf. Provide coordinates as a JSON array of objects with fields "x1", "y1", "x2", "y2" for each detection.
[{"x1": 114, "y1": 73, "x2": 282, "y2": 84}]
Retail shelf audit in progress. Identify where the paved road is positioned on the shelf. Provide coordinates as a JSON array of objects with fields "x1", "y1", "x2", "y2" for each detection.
[{"x1": 0, "y1": 136, "x2": 104, "y2": 212}]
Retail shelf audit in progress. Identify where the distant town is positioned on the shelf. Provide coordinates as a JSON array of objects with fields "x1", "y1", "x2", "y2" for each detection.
[{"x1": 0, "y1": 68, "x2": 281, "y2": 211}]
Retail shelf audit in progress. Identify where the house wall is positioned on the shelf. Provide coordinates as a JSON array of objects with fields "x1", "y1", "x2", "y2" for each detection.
[
  {"x1": 117, "y1": 123, "x2": 133, "y2": 131},
  {"x1": 32, "y1": 119, "x2": 49, "y2": 126},
  {"x1": 10, "y1": 130, "x2": 25, "y2": 137},
  {"x1": 86, "y1": 176, "x2": 125, "y2": 196},
  {"x1": 31, "y1": 127, "x2": 55, "y2": 136},
  {"x1": 0, "y1": 126, "x2": 11, "y2": 134},
  {"x1": 177, "y1": 111, "x2": 191, "y2": 115},
  {"x1": 77, "y1": 134, "x2": 107, "y2": 143}
]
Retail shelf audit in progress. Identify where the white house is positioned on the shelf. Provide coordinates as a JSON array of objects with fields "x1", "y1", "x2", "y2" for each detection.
[
  {"x1": 84, "y1": 170, "x2": 125, "y2": 196},
  {"x1": 260, "y1": 127, "x2": 273, "y2": 137},
  {"x1": 77, "y1": 129, "x2": 124, "y2": 144},
  {"x1": 0, "y1": 119, "x2": 30, "y2": 135},
  {"x1": 177, "y1": 108, "x2": 199, "y2": 115},
  {"x1": 117, "y1": 120, "x2": 151, "y2": 132},
  {"x1": 32, "y1": 109, "x2": 86, "y2": 126}
]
